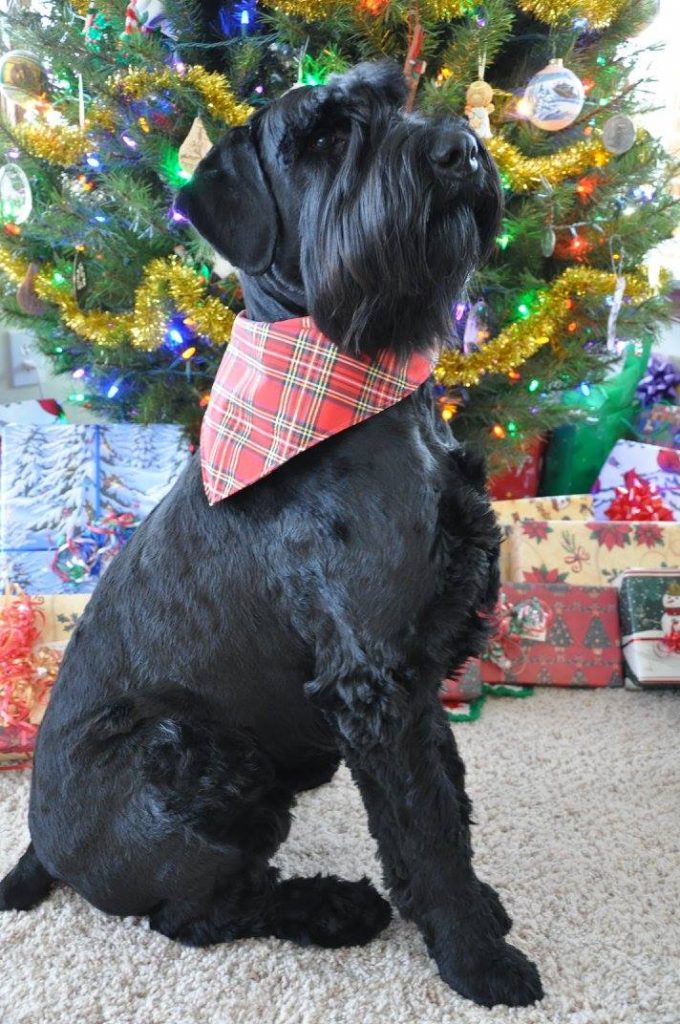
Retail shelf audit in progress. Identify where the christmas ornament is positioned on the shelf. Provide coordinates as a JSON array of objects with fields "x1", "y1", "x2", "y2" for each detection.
[
  {"x1": 602, "y1": 114, "x2": 636, "y2": 155},
  {"x1": 636, "y1": 355, "x2": 680, "y2": 407},
  {"x1": 123, "y1": 0, "x2": 177, "y2": 38},
  {"x1": 0, "y1": 164, "x2": 32, "y2": 224},
  {"x1": 605, "y1": 470, "x2": 674, "y2": 523},
  {"x1": 83, "y1": 4, "x2": 108, "y2": 46},
  {"x1": 462, "y1": 299, "x2": 490, "y2": 353},
  {"x1": 0, "y1": 51, "x2": 48, "y2": 108},
  {"x1": 358, "y1": 0, "x2": 390, "y2": 13},
  {"x1": 403, "y1": 6, "x2": 426, "y2": 113},
  {"x1": 16, "y1": 262, "x2": 49, "y2": 316},
  {"x1": 465, "y1": 80, "x2": 494, "y2": 139},
  {"x1": 178, "y1": 117, "x2": 213, "y2": 176},
  {"x1": 523, "y1": 59, "x2": 585, "y2": 132},
  {"x1": 541, "y1": 225, "x2": 556, "y2": 257},
  {"x1": 72, "y1": 251, "x2": 89, "y2": 309}
]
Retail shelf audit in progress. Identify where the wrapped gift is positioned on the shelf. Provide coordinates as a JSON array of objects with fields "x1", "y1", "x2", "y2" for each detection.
[
  {"x1": 480, "y1": 582, "x2": 623, "y2": 687},
  {"x1": 618, "y1": 569, "x2": 680, "y2": 689},
  {"x1": 493, "y1": 494, "x2": 593, "y2": 524},
  {"x1": 509, "y1": 518, "x2": 680, "y2": 587},
  {"x1": 0, "y1": 589, "x2": 91, "y2": 769},
  {"x1": 487, "y1": 436, "x2": 546, "y2": 500},
  {"x1": 440, "y1": 659, "x2": 482, "y2": 704},
  {"x1": 592, "y1": 440, "x2": 680, "y2": 522},
  {"x1": 1, "y1": 423, "x2": 189, "y2": 593},
  {"x1": 493, "y1": 494, "x2": 593, "y2": 584},
  {"x1": 639, "y1": 404, "x2": 680, "y2": 450},
  {"x1": 540, "y1": 338, "x2": 652, "y2": 496},
  {"x1": 0, "y1": 398, "x2": 64, "y2": 428}
]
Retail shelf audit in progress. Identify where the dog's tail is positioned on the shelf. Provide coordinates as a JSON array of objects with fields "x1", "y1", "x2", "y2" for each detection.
[{"x1": 0, "y1": 842, "x2": 54, "y2": 911}]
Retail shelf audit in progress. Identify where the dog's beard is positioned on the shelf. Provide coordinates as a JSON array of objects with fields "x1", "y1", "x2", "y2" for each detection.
[{"x1": 300, "y1": 124, "x2": 500, "y2": 359}]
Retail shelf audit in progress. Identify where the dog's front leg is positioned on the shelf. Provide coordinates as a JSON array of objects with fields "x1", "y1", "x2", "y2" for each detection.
[{"x1": 306, "y1": 655, "x2": 542, "y2": 1009}]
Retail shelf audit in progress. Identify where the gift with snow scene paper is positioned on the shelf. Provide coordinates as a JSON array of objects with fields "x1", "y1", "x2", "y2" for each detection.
[
  {"x1": 508, "y1": 518, "x2": 680, "y2": 588},
  {"x1": 591, "y1": 439, "x2": 679, "y2": 522},
  {"x1": 618, "y1": 569, "x2": 680, "y2": 689},
  {"x1": 0, "y1": 424, "x2": 189, "y2": 594},
  {"x1": 480, "y1": 582, "x2": 623, "y2": 688}
]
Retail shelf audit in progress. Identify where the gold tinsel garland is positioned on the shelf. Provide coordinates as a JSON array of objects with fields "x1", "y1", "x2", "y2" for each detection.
[
  {"x1": 435, "y1": 267, "x2": 652, "y2": 388},
  {"x1": 517, "y1": 0, "x2": 628, "y2": 29},
  {"x1": 487, "y1": 136, "x2": 611, "y2": 192},
  {"x1": 112, "y1": 66, "x2": 252, "y2": 125},
  {"x1": 0, "y1": 251, "x2": 235, "y2": 349},
  {"x1": 14, "y1": 123, "x2": 90, "y2": 166},
  {"x1": 267, "y1": 0, "x2": 466, "y2": 19}
]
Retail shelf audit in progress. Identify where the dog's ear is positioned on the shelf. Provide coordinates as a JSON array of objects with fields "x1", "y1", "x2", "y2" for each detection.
[
  {"x1": 329, "y1": 61, "x2": 408, "y2": 109},
  {"x1": 176, "y1": 125, "x2": 277, "y2": 275}
]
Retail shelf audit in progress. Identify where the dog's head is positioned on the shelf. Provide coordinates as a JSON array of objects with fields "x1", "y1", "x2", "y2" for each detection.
[{"x1": 176, "y1": 61, "x2": 502, "y2": 358}]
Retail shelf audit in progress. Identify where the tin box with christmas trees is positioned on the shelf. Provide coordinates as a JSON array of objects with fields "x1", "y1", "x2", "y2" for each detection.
[
  {"x1": 480, "y1": 582, "x2": 623, "y2": 688},
  {"x1": 619, "y1": 569, "x2": 680, "y2": 689}
]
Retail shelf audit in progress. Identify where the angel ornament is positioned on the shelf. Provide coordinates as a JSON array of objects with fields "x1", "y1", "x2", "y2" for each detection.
[{"x1": 465, "y1": 79, "x2": 494, "y2": 139}]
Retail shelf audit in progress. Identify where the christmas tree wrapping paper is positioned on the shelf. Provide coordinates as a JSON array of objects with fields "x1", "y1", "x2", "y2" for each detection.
[
  {"x1": 0, "y1": 591, "x2": 91, "y2": 769},
  {"x1": 0, "y1": 424, "x2": 189, "y2": 594},
  {"x1": 618, "y1": 569, "x2": 680, "y2": 689},
  {"x1": 509, "y1": 519, "x2": 680, "y2": 587},
  {"x1": 591, "y1": 439, "x2": 680, "y2": 521},
  {"x1": 493, "y1": 495, "x2": 594, "y2": 583},
  {"x1": 440, "y1": 659, "x2": 483, "y2": 704},
  {"x1": 480, "y1": 583, "x2": 623, "y2": 688},
  {"x1": 540, "y1": 339, "x2": 652, "y2": 497},
  {"x1": 639, "y1": 404, "x2": 680, "y2": 450}
]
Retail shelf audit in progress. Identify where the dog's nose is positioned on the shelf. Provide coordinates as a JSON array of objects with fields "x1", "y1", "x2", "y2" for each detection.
[{"x1": 429, "y1": 130, "x2": 479, "y2": 176}]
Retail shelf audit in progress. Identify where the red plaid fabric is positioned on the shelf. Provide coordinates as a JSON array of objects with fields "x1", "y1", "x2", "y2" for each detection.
[{"x1": 201, "y1": 313, "x2": 437, "y2": 504}]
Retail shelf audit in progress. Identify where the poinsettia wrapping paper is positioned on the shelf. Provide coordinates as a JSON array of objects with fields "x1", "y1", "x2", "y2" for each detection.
[
  {"x1": 1, "y1": 424, "x2": 189, "y2": 594},
  {"x1": 618, "y1": 569, "x2": 680, "y2": 689},
  {"x1": 0, "y1": 592, "x2": 91, "y2": 769},
  {"x1": 440, "y1": 659, "x2": 482, "y2": 704},
  {"x1": 509, "y1": 519, "x2": 680, "y2": 587},
  {"x1": 592, "y1": 440, "x2": 680, "y2": 521},
  {"x1": 492, "y1": 495, "x2": 593, "y2": 583},
  {"x1": 480, "y1": 583, "x2": 623, "y2": 687}
]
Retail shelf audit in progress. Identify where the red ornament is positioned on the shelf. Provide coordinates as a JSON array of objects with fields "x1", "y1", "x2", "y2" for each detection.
[{"x1": 605, "y1": 469, "x2": 674, "y2": 522}]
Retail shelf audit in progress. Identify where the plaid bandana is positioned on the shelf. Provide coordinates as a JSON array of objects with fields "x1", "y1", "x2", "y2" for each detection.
[{"x1": 201, "y1": 312, "x2": 437, "y2": 504}]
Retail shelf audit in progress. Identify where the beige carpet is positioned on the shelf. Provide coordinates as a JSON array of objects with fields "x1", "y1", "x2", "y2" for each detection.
[{"x1": 0, "y1": 688, "x2": 678, "y2": 1024}]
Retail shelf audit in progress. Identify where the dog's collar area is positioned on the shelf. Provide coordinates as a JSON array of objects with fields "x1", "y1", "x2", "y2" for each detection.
[{"x1": 200, "y1": 311, "x2": 438, "y2": 505}]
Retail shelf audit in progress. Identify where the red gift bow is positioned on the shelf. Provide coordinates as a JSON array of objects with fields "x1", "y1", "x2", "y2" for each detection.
[
  {"x1": 605, "y1": 469, "x2": 674, "y2": 522},
  {"x1": 0, "y1": 587, "x2": 61, "y2": 748}
]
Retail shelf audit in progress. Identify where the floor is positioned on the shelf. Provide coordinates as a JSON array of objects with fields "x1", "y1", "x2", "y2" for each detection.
[{"x1": 0, "y1": 688, "x2": 677, "y2": 1024}]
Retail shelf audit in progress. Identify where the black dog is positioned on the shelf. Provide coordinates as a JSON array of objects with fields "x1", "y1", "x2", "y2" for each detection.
[{"x1": 1, "y1": 62, "x2": 542, "y2": 1008}]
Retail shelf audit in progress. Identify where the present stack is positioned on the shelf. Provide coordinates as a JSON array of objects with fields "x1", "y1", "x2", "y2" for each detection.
[{"x1": 480, "y1": 425, "x2": 680, "y2": 692}]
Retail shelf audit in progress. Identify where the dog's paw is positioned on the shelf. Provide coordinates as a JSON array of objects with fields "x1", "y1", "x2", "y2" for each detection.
[
  {"x1": 477, "y1": 880, "x2": 512, "y2": 936},
  {"x1": 437, "y1": 940, "x2": 543, "y2": 1008}
]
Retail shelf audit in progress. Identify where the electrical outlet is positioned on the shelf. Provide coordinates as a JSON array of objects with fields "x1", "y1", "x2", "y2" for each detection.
[{"x1": 8, "y1": 329, "x2": 40, "y2": 387}]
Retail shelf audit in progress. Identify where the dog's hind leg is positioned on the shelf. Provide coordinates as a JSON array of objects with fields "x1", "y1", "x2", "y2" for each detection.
[
  {"x1": 100, "y1": 691, "x2": 391, "y2": 950},
  {"x1": 0, "y1": 842, "x2": 54, "y2": 911}
]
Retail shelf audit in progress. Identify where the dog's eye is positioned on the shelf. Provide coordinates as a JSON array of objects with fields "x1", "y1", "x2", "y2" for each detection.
[{"x1": 309, "y1": 129, "x2": 348, "y2": 155}]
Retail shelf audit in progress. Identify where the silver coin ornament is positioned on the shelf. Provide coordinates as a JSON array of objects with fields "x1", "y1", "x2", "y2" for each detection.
[
  {"x1": 602, "y1": 114, "x2": 636, "y2": 155},
  {"x1": 0, "y1": 163, "x2": 33, "y2": 224},
  {"x1": 73, "y1": 250, "x2": 89, "y2": 308},
  {"x1": 541, "y1": 226, "x2": 556, "y2": 257},
  {"x1": 524, "y1": 59, "x2": 585, "y2": 132}
]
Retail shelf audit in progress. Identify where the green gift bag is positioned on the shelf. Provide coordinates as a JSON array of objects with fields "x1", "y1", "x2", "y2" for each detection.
[{"x1": 540, "y1": 338, "x2": 653, "y2": 497}]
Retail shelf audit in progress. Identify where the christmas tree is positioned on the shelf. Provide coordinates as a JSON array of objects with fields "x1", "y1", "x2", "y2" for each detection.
[{"x1": 0, "y1": 0, "x2": 676, "y2": 463}]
